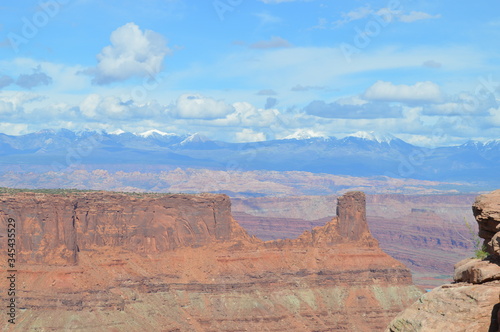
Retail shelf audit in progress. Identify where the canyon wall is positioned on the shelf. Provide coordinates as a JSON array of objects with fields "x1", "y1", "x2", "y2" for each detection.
[
  {"x1": 232, "y1": 194, "x2": 477, "y2": 288},
  {"x1": 0, "y1": 192, "x2": 248, "y2": 265},
  {"x1": 0, "y1": 191, "x2": 421, "y2": 331}
]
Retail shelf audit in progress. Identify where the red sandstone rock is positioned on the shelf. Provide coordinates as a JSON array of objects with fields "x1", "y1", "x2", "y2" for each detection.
[
  {"x1": 386, "y1": 282, "x2": 500, "y2": 332},
  {"x1": 233, "y1": 193, "x2": 477, "y2": 288},
  {"x1": 454, "y1": 257, "x2": 500, "y2": 284},
  {"x1": 387, "y1": 189, "x2": 500, "y2": 332},
  {"x1": 0, "y1": 193, "x2": 251, "y2": 265},
  {"x1": 0, "y1": 190, "x2": 421, "y2": 331},
  {"x1": 473, "y1": 189, "x2": 500, "y2": 255}
]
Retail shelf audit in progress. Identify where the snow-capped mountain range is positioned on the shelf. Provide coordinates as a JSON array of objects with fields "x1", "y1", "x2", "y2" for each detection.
[
  {"x1": 348, "y1": 131, "x2": 397, "y2": 144},
  {"x1": 0, "y1": 129, "x2": 498, "y2": 187}
]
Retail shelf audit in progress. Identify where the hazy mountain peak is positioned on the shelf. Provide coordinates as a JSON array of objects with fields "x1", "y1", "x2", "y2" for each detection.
[
  {"x1": 180, "y1": 133, "x2": 211, "y2": 145},
  {"x1": 283, "y1": 129, "x2": 330, "y2": 140},
  {"x1": 109, "y1": 129, "x2": 126, "y2": 135},
  {"x1": 35, "y1": 129, "x2": 57, "y2": 135},
  {"x1": 485, "y1": 139, "x2": 500, "y2": 146},
  {"x1": 349, "y1": 131, "x2": 396, "y2": 144},
  {"x1": 138, "y1": 129, "x2": 176, "y2": 138}
]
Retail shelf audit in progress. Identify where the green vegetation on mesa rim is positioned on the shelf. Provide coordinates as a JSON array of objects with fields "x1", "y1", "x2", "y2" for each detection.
[
  {"x1": 0, "y1": 187, "x2": 178, "y2": 196},
  {"x1": 0, "y1": 187, "x2": 98, "y2": 194}
]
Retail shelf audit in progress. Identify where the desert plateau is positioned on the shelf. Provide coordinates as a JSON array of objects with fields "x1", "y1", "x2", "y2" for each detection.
[
  {"x1": 0, "y1": 190, "x2": 422, "y2": 331},
  {"x1": 1, "y1": 1, "x2": 499, "y2": 331}
]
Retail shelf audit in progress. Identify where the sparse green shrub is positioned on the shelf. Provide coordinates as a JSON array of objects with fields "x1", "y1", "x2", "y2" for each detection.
[{"x1": 465, "y1": 218, "x2": 488, "y2": 259}]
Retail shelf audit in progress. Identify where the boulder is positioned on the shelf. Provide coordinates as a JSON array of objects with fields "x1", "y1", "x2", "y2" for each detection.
[
  {"x1": 473, "y1": 189, "x2": 500, "y2": 255},
  {"x1": 387, "y1": 189, "x2": 500, "y2": 331}
]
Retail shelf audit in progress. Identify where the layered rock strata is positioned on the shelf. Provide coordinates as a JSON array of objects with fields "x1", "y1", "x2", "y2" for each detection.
[
  {"x1": 474, "y1": 189, "x2": 500, "y2": 256},
  {"x1": 0, "y1": 191, "x2": 421, "y2": 331},
  {"x1": 386, "y1": 189, "x2": 500, "y2": 332},
  {"x1": 233, "y1": 194, "x2": 477, "y2": 288}
]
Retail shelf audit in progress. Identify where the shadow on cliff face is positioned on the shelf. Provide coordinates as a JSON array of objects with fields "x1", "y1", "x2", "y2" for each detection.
[{"x1": 489, "y1": 303, "x2": 500, "y2": 332}]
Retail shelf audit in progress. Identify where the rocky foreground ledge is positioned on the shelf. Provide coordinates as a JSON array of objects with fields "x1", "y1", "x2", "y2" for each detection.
[
  {"x1": 386, "y1": 189, "x2": 500, "y2": 332},
  {"x1": 0, "y1": 190, "x2": 421, "y2": 331}
]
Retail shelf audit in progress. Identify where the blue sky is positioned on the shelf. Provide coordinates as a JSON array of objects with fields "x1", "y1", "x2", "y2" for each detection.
[{"x1": 0, "y1": 0, "x2": 499, "y2": 146}]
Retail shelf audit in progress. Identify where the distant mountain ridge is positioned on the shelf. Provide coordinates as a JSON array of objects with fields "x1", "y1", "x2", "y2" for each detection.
[{"x1": 0, "y1": 129, "x2": 498, "y2": 188}]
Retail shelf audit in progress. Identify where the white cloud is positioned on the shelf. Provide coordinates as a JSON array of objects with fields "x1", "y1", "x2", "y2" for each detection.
[
  {"x1": 334, "y1": 6, "x2": 372, "y2": 27},
  {"x1": 235, "y1": 129, "x2": 267, "y2": 142},
  {"x1": 79, "y1": 94, "x2": 163, "y2": 120},
  {"x1": 80, "y1": 94, "x2": 136, "y2": 120},
  {"x1": 399, "y1": 11, "x2": 441, "y2": 23},
  {"x1": 363, "y1": 81, "x2": 442, "y2": 103},
  {"x1": 422, "y1": 91, "x2": 496, "y2": 116},
  {"x1": 250, "y1": 36, "x2": 291, "y2": 49},
  {"x1": 334, "y1": 6, "x2": 440, "y2": 27},
  {"x1": 228, "y1": 102, "x2": 280, "y2": 127},
  {"x1": 0, "y1": 100, "x2": 15, "y2": 114},
  {"x1": 171, "y1": 94, "x2": 234, "y2": 119},
  {"x1": 254, "y1": 12, "x2": 282, "y2": 24},
  {"x1": 0, "y1": 123, "x2": 28, "y2": 135},
  {"x1": 80, "y1": 94, "x2": 103, "y2": 118},
  {"x1": 88, "y1": 23, "x2": 170, "y2": 85},
  {"x1": 0, "y1": 92, "x2": 44, "y2": 108},
  {"x1": 488, "y1": 107, "x2": 500, "y2": 125}
]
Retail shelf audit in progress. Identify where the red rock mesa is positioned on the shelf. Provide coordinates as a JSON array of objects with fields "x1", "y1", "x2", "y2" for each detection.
[{"x1": 0, "y1": 190, "x2": 421, "y2": 331}]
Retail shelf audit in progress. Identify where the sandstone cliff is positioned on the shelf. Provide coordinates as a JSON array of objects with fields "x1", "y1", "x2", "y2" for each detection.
[
  {"x1": 386, "y1": 189, "x2": 500, "y2": 332},
  {"x1": 0, "y1": 190, "x2": 421, "y2": 331},
  {"x1": 0, "y1": 192, "x2": 249, "y2": 265},
  {"x1": 233, "y1": 194, "x2": 477, "y2": 288}
]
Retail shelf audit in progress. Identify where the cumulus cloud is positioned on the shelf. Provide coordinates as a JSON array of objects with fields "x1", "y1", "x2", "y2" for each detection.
[
  {"x1": 80, "y1": 94, "x2": 102, "y2": 118},
  {"x1": 0, "y1": 92, "x2": 44, "y2": 109},
  {"x1": 0, "y1": 92, "x2": 45, "y2": 122},
  {"x1": 0, "y1": 100, "x2": 15, "y2": 114},
  {"x1": 422, "y1": 92, "x2": 497, "y2": 116},
  {"x1": 235, "y1": 128, "x2": 266, "y2": 142},
  {"x1": 16, "y1": 66, "x2": 53, "y2": 89},
  {"x1": 304, "y1": 100, "x2": 403, "y2": 119},
  {"x1": 171, "y1": 94, "x2": 234, "y2": 119},
  {"x1": 363, "y1": 81, "x2": 442, "y2": 103},
  {"x1": 79, "y1": 94, "x2": 163, "y2": 120},
  {"x1": 250, "y1": 36, "x2": 291, "y2": 49},
  {"x1": 225, "y1": 102, "x2": 280, "y2": 127},
  {"x1": 265, "y1": 97, "x2": 278, "y2": 109},
  {"x1": 0, "y1": 75, "x2": 14, "y2": 89},
  {"x1": 488, "y1": 107, "x2": 500, "y2": 126},
  {"x1": 87, "y1": 23, "x2": 170, "y2": 85}
]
